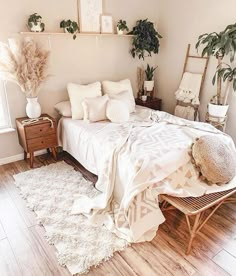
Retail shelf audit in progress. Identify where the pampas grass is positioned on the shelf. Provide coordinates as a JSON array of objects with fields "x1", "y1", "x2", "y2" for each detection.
[{"x1": 0, "y1": 37, "x2": 50, "y2": 98}]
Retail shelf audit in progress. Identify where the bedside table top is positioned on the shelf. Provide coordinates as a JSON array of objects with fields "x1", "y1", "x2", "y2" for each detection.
[
  {"x1": 135, "y1": 97, "x2": 161, "y2": 103},
  {"x1": 16, "y1": 114, "x2": 55, "y2": 126}
]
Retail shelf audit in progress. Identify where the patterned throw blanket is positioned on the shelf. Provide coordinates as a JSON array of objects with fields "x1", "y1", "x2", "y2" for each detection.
[{"x1": 72, "y1": 110, "x2": 236, "y2": 242}]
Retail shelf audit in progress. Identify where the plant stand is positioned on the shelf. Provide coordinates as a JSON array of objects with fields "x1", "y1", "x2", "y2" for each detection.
[{"x1": 205, "y1": 112, "x2": 227, "y2": 132}]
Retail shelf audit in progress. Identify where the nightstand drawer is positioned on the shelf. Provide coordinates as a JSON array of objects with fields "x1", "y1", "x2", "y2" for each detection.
[
  {"x1": 27, "y1": 134, "x2": 57, "y2": 151},
  {"x1": 25, "y1": 122, "x2": 56, "y2": 139}
]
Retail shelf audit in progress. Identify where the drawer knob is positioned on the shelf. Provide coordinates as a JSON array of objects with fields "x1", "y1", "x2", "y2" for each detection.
[
  {"x1": 40, "y1": 129, "x2": 42, "y2": 132},
  {"x1": 41, "y1": 141, "x2": 44, "y2": 144}
]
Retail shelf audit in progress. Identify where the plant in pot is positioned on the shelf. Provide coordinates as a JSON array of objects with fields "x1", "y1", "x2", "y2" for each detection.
[
  {"x1": 116, "y1": 20, "x2": 129, "y2": 35},
  {"x1": 196, "y1": 23, "x2": 236, "y2": 118},
  {"x1": 60, "y1": 20, "x2": 79, "y2": 40},
  {"x1": 0, "y1": 38, "x2": 50, "y2": 118},
  {"x1": 28, "y1": 13, "x2": 45, "y2": 32},
  {"x1": 128, "y1": 19, "x2": 162, "y2": 60},
  {"x1": 144, "y1": 64, "x2": 158, "y2": 95}
]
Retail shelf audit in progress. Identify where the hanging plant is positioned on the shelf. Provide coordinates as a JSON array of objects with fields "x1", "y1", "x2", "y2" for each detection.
[{"x1": 128, "y1": 19, "x2": 162, "y2": 60}]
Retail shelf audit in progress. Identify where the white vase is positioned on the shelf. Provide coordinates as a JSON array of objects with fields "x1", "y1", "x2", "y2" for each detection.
[
  {"x1": 26, "y1": 97, "x2": 41, "y2": 119},
  {"x1": 117, "y1": 27, "x2": 124, "y2": 35},
  {"x1": 30, "y1": 22, "x2": 43, "y2": 32},
  {"x1": 144, "y1": 80, "x2": 154, "y2": 91},
  {"x1": 208, "y1": 103, "x2": 229, "y2": 118},
  {"x1": 141, "y1": 95, "x2": 147, "y2": 102}
]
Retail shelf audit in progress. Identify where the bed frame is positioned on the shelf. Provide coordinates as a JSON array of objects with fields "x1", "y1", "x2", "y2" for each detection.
[{"x1": 160, "y1": 187, "x2": 236, "y2": 254}]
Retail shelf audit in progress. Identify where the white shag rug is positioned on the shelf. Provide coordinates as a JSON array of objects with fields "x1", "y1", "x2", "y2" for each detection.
[{"x1": 14, "y1": 162, "x2": 128, "y2": 275}]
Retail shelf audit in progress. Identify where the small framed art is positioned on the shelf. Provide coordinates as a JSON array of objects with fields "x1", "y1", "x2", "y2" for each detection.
[
  {"x1": 78, "y1": 0, "x2": 103, "y2": 33},
  {"x1": 100, "y1": 14, "x2": 114, "y2": 34}
]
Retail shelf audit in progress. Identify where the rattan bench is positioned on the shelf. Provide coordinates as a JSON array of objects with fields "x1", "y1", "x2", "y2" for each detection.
[{"x1": 160, "y1": 187, "x2": 236, "y2": 254}]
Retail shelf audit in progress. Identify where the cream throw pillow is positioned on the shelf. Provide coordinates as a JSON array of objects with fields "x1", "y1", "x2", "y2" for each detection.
[
  {"x1": 106, "y1": 99, "x2": 130, "y2": 123},
  {"x1": 54, "y1": 101, "x2": 72, "y2": 117},
  {"x1": 67, "y1": 82, "x2": 102, "y2": 120},
  {"x1": 102, "y1": 79, "x2": 135, "y2": 113},
  {"x1": 82, "y1": 94, "x2": 109, "y2": 122}
]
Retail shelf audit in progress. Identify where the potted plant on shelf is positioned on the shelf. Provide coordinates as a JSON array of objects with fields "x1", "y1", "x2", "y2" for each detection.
[
  {"x1": 128, "y1": 19, "x2": 162, "y2": 60},
  {"x1": 196, "y1": 23, "x2": 236, "y2": 117},
  {"x1": 60, "y1": 20, "x2": 79, "y2": 40},
  {"x1": 28, "y1": 13, "x2": 45, "y2": 32},
  {"x1": 144, "y1": 64, "x2": 158, "y2": 93},
  {"x1": 0, "y1": 38, "x2": 50, "y2": 118},
  {"x1": 116, "y1": 20, "x2": 129, "y2": 35}
]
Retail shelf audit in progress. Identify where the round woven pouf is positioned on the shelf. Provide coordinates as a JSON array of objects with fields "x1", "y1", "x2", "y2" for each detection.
[{"x1": 192, "y1": 135, "x2": 236, "y2": 185}]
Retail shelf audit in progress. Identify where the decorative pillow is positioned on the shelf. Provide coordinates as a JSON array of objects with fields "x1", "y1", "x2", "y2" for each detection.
[
  {"x1": 67, "y1": 82, "x2": 102, "y2": 120},
  {"x1": 54, "y1": 101, "x2": 72, "y2": 117},
  {"x1": 82, "y1": 94, "x2": 109, "y2": 122},
  {"x1": 102, "y1": 79, "x2": 135, "y2": 113},
  {"x1": 106, "y1": 99, "x2": 130, "y2": 123},
  {"x1": 191, "y1": 135, "x2": 236, "y2": 185}
]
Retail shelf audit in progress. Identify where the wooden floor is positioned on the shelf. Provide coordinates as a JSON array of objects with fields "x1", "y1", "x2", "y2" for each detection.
[{"x1": 0, "y1": 152, "x2": 236, "y2": 276}]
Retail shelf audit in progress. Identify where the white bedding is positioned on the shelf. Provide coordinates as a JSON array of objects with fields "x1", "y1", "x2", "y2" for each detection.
[{"x1": 58, "y1": 106, "x2": 236, "y2": 242}]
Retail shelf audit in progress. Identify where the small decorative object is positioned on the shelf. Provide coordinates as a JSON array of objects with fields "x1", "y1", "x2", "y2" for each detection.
[
  {"x1": 101, "y1": 15, "x2": 113, "y2": 34},
  {"x1": 116, "y1": 19, "x2": 129, "y2": 35},
  {"x1": 27, "y1": 13, "x2": 45, "y2": 32},
  {"x1": 191, "y1": 135, "x2": 236, "y2": 185},
  {"x1": 0, "y1": 37, "x2": 50, "y2": 119},
  {"x1": 144, "y1": 64, "x2": 158, "y2": 93},
  {"x1": 141, "y1": 95, "x2": 147, "y2": 102},
  {"x1": 60, "y1": 20, "x2": 79, "y2": 40},
  {"x1": 78, "y1": 0, "x2": 103, "y2": 33},
  {"x1": 128, "y1": 19, "x2": 162, "y2": 60},
  {"x1": 196, "y1": 23, "x2": 236, "y2": 118},
  {"x1": 137, "y1": 66, "x2": 145, "y2": 98}
]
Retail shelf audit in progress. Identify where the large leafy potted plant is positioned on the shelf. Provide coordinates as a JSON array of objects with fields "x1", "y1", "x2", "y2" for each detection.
[
  {"x1": 196, "y1": 23, "x2": 236, "y2": 117},
  {"x1": 128, "y1": 19, "x2": 162, "y2": 60}
]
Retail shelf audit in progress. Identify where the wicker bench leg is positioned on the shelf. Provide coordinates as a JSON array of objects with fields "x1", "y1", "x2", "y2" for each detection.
[{"x1": 185, "y1": 213, "x2": 201, "y2": 254}]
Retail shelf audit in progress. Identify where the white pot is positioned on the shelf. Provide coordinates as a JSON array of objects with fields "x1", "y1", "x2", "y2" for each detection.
[
  {"x1": 144, "y1": 80, "x2": 154, "y2": 92},
  {"x1": 117, "y1": 27, "x2": 124, "y2": 35},
  {"x1": 208, "y1": 103, "x2": 229, "y2": 118},
  {"x1": 141, "y1": 95, "x2": 147, "y2": 102},
  {"x1": 30, "y1": 22, "x2": 43, "y2": 32},
  {"x1": 26, "y1": 97, "x2": 41, "y2": 119}
]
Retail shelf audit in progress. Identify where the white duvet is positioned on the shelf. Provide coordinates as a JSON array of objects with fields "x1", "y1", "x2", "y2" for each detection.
[{"x1": 58, "y1": 107, "x2": 236, "y2": 242}]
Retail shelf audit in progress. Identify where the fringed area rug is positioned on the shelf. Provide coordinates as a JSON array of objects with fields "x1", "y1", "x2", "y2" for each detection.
[{"x1": 13, "y1": 162, "x2": 128, "y2": 275}]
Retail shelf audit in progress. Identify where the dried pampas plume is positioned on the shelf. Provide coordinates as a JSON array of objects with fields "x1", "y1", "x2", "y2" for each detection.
[
  {"x1": 137, "y1": 66, "x2": 145, "y2": 94},
  {"x1": 0, "y1": 37, "x2": 50, "y2": 98}
]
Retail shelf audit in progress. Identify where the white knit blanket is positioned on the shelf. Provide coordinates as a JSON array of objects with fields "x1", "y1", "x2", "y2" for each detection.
[{"x1": 72, "y1": 110, "x2": 236, "y2": 242}]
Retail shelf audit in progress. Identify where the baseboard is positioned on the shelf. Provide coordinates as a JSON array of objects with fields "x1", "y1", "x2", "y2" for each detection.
[{"x1": 0, "y1": 150, "x2": 47, "y2": 166}]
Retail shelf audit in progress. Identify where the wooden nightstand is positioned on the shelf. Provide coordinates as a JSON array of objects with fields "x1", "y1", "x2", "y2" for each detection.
[
  {"x1": 135, "y1": 97, "x2": 162, "y2": 110},
  {"x1": 16, "y1": 114, "x2": 58, "y2": 168}
]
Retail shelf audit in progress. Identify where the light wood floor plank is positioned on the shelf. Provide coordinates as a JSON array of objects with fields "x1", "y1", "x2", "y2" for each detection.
[
  {"x1": 0, "y1": 239, "x2": 22, "y2": 276},
  {"x1": 223, "y1": 235, "x2": 236, "y2": 258},
  {"x1": 213, "y1": 250, "x2": 236, "y2": 275}
]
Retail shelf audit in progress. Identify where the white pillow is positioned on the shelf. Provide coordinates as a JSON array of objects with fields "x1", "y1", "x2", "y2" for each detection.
[
  {"x1": 67, "y1": 82, "x2": 102, "y2": 120},
  {"x1": 54, "y1": 101, "x2": 72, "y2": 117},
  {"x1": 102, "y1": 79, "x2": 135, "y2": 113},
  {"x1": 82, "y1": 94, "x2": 109, "y2": 122},
  {"x1": 106, "y1": 99, "x2": 130, "y2": 123}
]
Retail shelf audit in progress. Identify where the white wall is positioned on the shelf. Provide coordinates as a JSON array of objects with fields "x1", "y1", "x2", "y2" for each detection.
[
  {"x1": 0, "y1": 0, "x2": 160, "y2": 159},
  {"x1": 156, "y1": 0, "x2": 236, "y2": 142}
]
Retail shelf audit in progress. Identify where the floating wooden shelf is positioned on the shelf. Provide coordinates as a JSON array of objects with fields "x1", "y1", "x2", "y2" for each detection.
[{"x1": 20, "y1": 32, "x2": 133, "y2": 37}]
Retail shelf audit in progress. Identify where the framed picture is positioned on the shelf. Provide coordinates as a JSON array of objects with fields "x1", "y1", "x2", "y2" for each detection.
[
  {"x1": 101, "y1": 14, "x2": 114, "y2": 34},
  {"x1": 78, "y1": 0, "x2": 103, "y2": 33}
]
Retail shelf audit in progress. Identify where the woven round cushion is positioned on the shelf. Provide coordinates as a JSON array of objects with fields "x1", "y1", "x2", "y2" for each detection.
[{"x1": 192, "y1": 135, "x2": 236, "y2": 185}]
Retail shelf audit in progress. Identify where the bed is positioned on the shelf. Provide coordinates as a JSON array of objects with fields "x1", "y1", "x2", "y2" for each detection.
[{"x1": 57, "y1": 106, "x2": 236, "y2": 243}]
